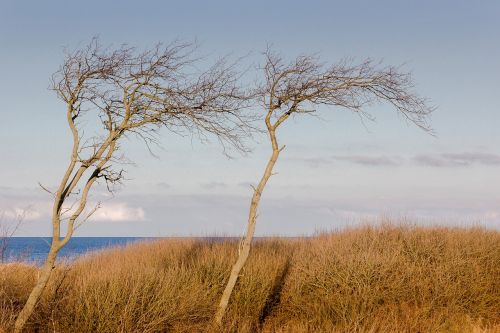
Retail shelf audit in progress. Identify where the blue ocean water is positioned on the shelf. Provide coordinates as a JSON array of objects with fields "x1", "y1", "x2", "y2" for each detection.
[{"x1": 2, "y1": 237, "x2": 150, "y2": 264}]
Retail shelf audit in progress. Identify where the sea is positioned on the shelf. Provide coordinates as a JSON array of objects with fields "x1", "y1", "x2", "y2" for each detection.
[{"x1": 2, "y1": 237, "x2": 151, "y2": 264}]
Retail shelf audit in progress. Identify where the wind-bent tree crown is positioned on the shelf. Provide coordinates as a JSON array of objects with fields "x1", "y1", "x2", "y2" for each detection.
[
  {"x1": 260, "y1": 49, "x2": 433, "y2": 133},
  {"x1": 49, "y1": 39, "x2": 255, "y2": 242},
  {"x1": 53, "y1": 39, "x2": 253, "y2": 152}
]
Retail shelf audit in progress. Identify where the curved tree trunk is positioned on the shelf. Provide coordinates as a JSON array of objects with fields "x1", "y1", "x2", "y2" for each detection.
[
  {"x1": 214, "y1": 127, "x2": 281, "y2": 326},
  {"x1": 13, "y1": 243, "x2": 59, "y2": 333}
]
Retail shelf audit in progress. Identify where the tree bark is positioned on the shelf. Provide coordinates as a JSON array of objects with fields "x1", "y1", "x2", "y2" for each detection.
[
  {"x1": 214, "y1": 128, "x2": 281, "y2": 326},
  {"x1": 13, "y1": 243, "x2": 59, "y2": 333}
]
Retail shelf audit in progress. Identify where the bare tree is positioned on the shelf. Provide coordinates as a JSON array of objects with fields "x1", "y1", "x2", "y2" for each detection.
[
  {"x1": 14, "y1": 38, "x2": 253, "y2": 333},
  {"x1": 214, "y1": 49, "x2": 434, "y2": 325},
  {"x1": 0, "y1": 209, "x2": 27, "y2": 263}
]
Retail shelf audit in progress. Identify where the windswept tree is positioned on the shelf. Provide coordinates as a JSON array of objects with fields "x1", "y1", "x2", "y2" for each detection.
[
  {"x1": 215, "y1": 49, "x2": 434, "y2": 325},
  {"x1": 14, "y1": 39, "x2": 253, "y2": 333}
]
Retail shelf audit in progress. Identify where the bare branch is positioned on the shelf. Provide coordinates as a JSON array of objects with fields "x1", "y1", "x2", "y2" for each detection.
[
  {"x1": 38, "y1": 182, "x2": 55, "y2": 196},
  {"x1": 0, "y1": 208, "x2": 28, "y2": 262}
]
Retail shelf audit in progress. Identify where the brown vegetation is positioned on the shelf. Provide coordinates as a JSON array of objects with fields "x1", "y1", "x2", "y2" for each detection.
[{"x1": 1, "y1": 223, "x2": 499, "y2": 332}]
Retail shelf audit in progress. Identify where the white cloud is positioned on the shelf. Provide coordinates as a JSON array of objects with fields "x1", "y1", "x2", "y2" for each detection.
[
  {"x1": 0, "y1": 202, "x2": 51, "y2": 221},
  {"x1": 90, "y1": 202, "x2": 146, "y2": 222},
  {"x1": 2, "y1": 207, "x2": 42, "y2": 221}
]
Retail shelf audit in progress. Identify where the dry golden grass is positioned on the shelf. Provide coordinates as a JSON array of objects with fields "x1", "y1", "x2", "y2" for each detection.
[{"x1": 1, "y1": 223, "x2": 499, "y2": 332}]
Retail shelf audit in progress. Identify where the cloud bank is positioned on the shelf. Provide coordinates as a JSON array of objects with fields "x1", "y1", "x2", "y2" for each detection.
[
  {"x1": 291, "y1": 151, "x2": 500, "y2": 168},
  {"x1": 414, "y1": 152, "x2": 500, "y2": 167},
  {"x1": 331, "y1": 155, "x2": 403, "y2": 166}
]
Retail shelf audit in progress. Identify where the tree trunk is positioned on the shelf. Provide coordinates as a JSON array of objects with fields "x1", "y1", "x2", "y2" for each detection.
[
  {"x1": 13, "y1": 245, "x2": 59, "y2": 333},
  {"x1": 214, "y1": 130, "x2": 281, "y2": 326}
]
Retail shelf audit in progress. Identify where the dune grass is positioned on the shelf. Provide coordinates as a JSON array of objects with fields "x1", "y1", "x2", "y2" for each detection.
[{"x1": 1, "y1": 223, "x2": 499, "y2": 332}]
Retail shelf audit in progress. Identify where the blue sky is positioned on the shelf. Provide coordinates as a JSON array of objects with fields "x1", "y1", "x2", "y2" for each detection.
[{"x1": 0, "y1": 1, "x2": 499, "y2": 236}]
